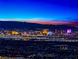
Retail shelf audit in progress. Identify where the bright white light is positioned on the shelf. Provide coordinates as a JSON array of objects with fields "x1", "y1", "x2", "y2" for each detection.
[{"x1": 67, "y1": 29, "x2": 71, "y2": 33}]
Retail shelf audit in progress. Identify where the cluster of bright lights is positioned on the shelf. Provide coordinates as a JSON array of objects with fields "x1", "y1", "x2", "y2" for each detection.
[{"x1": 67, "y1": 29, "x2": 72, "y2": 33}]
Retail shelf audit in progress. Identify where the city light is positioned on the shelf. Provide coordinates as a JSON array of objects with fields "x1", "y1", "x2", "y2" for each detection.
[{"x1": 67, "y1": 29, "x2": 72, "y2": 34}]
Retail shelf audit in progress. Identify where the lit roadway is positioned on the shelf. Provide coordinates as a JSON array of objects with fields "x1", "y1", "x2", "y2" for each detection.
[{"x1": 0, "y1": 35, "x2": 78, "y2": 42}]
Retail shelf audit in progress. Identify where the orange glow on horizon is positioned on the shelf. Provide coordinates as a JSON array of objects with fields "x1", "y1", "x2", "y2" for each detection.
[{"x1": 26, "y1": 21, "x2": 70, "y2": 25}]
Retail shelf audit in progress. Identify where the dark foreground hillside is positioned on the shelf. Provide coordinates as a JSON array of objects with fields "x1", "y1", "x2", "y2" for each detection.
[{"x1": 0, "y1": 39, "x2": 78, "y2": 59}]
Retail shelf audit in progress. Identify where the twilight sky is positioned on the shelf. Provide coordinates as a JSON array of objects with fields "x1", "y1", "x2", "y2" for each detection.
[{"x1": 0, "y1": 0, "x2": 78, "y2": 23}]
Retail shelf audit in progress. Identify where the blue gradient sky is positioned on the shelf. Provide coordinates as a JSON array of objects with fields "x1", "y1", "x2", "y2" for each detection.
[{"x1": 0, "y1": 0, "x2": 78, "y2": 22}]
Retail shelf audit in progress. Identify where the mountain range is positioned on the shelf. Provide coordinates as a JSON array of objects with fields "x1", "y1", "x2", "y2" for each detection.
[{"x1": 0, "y1": 21, "x2": 77, "y2": 31}]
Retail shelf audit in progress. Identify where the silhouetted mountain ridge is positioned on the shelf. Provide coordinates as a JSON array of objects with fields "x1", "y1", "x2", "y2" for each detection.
[{"x1": 0, "y1": 21, "x2": 77, "y2": 31}]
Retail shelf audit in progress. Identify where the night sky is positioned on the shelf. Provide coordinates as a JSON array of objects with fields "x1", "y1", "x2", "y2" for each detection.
[{"x1": 0, "y1": 0, "x2": 78, "y2": 23}]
